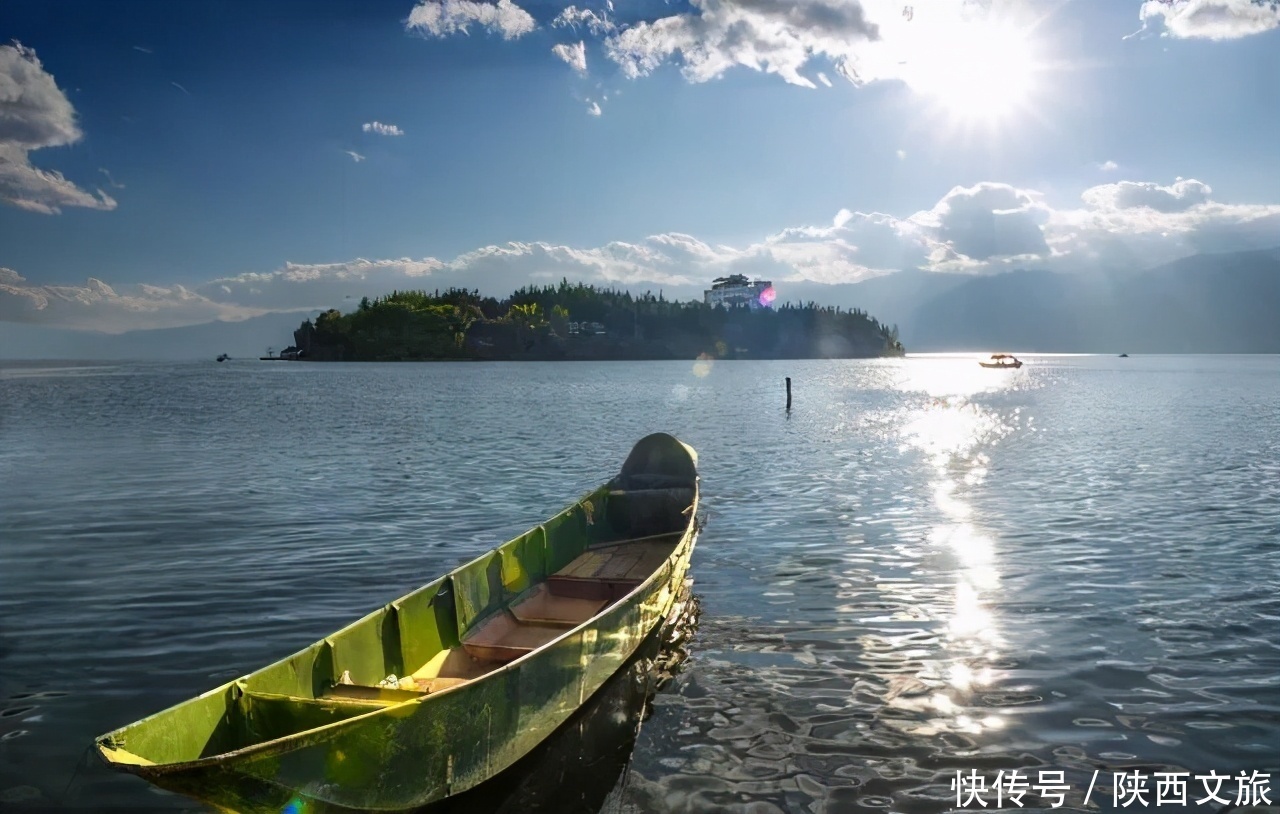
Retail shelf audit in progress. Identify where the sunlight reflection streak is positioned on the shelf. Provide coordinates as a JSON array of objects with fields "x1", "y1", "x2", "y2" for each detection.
[{"x1": 874, "y1": 356, "x2": 1018, "y2": 736}]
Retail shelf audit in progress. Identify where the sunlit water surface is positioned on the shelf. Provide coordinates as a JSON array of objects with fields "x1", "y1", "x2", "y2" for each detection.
[{"x1": 1, "y1": 356, "x2": 1278, "y2": 812}]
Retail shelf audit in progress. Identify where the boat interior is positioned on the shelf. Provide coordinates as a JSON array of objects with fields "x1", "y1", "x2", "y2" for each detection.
[{"x1": 98, "y1": 436, "x2": 698, "y2": 767}]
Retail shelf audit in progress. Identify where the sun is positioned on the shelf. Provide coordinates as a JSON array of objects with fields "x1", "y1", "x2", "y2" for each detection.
[
  {"x1": 892, "y1": 11, "x2": 1047, "y2": 129},
  {"x1": 911, "y1": 22, "x2": 1038, "y2": 121}
]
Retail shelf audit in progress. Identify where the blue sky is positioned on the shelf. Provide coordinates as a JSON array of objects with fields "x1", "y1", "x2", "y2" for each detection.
[{"x1": 1, "y1": 0, "x2": 1279, "y2": 335}]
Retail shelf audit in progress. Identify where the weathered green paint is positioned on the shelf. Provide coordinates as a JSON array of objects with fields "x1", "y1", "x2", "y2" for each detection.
[
  {"x1": 391, "y1": 578, "x2": 458, "y2": 674},
  {"x1": 96, "y1": 434, "x2": 699, "y2": 813}
]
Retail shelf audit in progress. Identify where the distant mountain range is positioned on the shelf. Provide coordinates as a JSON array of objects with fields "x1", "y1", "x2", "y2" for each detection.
[
  {"x1": 787, "y1": 247, "x2": 1280, "y2": 353},
  {"x1": 0, "y1": 311, "x2": 317, "y2": 360},
  {"x1": 3, "y1": 248, "x2": 1278, "y2": 359}
]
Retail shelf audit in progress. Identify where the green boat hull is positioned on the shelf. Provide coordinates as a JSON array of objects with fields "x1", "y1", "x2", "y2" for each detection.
[{"x1": 96, "y1": 434, "x2": 700, "y2": 813}]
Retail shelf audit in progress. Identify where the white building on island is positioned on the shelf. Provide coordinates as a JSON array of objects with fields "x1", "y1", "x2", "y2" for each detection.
[{"x1": 703, "y1": 274, "x2": 774, "y2": 310}]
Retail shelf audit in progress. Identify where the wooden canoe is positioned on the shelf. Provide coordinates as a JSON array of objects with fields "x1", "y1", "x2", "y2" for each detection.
[{"x1": 95, "y1": 433, "x2": 701, "y2": 812}]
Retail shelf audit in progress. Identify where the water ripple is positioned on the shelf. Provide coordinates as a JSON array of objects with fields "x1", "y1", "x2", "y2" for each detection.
[{"x1": 2, "y1": 356, "x2": 1278, "y2": 812}]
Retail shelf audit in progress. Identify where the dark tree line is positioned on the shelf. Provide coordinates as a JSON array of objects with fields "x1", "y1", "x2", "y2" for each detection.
[{"x1": 291, "y1": 280, "x2": 904, "y2": 361}]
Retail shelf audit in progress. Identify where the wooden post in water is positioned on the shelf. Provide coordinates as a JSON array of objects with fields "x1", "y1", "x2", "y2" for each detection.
[{"x1": 785, "y1": 377, "x2": 792, "y2": 411}]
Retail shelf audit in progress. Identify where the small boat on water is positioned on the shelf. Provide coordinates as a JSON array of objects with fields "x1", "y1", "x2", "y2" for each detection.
[
  {"x1": 95, "y1": 433, "x2": 701, "y2": 812},
  {"x1": 216, "y1": 353, "x2": 229, "y2": 362},
  {"x1": 1119, "y1": 353, "x2": 1129, "y2": 358},
  {"x1": 979, "y1": 353, "x2": 1022, "y2": 369}
]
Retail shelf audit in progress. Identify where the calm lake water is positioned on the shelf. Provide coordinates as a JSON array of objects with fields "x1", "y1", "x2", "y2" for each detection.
[{"x1": 2, "y1": 355, "x2": 1279, "y2": 813}]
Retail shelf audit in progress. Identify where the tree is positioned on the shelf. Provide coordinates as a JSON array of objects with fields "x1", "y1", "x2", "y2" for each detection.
[
  {"x1": 289, "y1": 280, "x2": 904, "y2": 361},
  {"x1": 550, "y1": 304, "x2": 570, "y2": 337}
]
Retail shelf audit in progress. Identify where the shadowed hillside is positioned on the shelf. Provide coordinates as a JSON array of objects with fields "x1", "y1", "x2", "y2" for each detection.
[
  {"x1": 786, "y1": 248, "x2": 1280, "y2": 353},
  {"x1": 902, "y1": 249, "x2": 1280, "y2": 352}
]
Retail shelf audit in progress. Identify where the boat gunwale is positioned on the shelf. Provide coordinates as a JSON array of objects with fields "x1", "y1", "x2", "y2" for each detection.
[{"x1": 98, "y1": 484, "x2": 700, "y2": 775}]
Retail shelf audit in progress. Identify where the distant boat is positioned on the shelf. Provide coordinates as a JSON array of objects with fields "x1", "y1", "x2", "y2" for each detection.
[
  {"x1": 216, "y1": 353, "x2": 229, "y2": 362},
  {"x1": 979, "y1": 353, "x2": 1022, "y2": 369},
  {"x1": 94, "y1": 433, "x2": 701, "y2": 812},
  {"x1": 1119, "y1": 353, "x2": 1129, "y2": 358}
]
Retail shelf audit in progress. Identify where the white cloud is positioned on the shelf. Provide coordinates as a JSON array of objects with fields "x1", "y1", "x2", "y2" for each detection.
[
  {"x1": 6, "y1": 175, "x2": 1280, "y2": 332},
  {"x1": 200, "y1": 258, "x2": 449, "y2": 313},
  {"x1": 0, "y1": 42, "x2": 117, "y2": 215},
  {"x1": 1058, "y1": 178, "x2": 1280, "y2": 261},
  {"x1": 597, "y1": 0, "x2": 1054, "y2": 91},
  {"x1": 0, "y1": 146, "x2": 118, "y2": 215},
  {"x1": 603, "y1": 0, "x2": 882, "y2": 89},
  {"x1": 552, "y1": 6, "x2": 616, "y2": 35},
  {"x1": 362, "y1": 121, "x2": 405, "y2": 136},
  {"x1": 345, "y1": 150, "x2": 366, "y2": 162},
  {"x1": 919, "y1": 182, "x2": 1052, "y2": 261},
  {"x1": 1099, "y1": 160, "x2": 1119, "y2": 172},
  {"x1": 745, "y1": 210, "x2": 935, "y2": 283},
  {"x1": 1138, "y1": 0, "x2": 1280, "y2": 40},
  {"x1": 587, "y1": 100, "x2": 602, "y2": 116},
  {"x1": 897, "y1": 149, "x2": 906, "y2": 160},
  {"x1": 552, "y1": 41, "x2": 588, "y2": 74},
  {"x1": 1081, "y1": 177, "x2": 1212, "y2": 212},
  {"x1": 406, "y1": 0, "x2": 536, "y2": 40},
  {"x1": 0, "y1": 268, "x2": 261, "y2": 333},
  {"x1": 404, "y1": 0, "x2": 1054, "y2": 98}
]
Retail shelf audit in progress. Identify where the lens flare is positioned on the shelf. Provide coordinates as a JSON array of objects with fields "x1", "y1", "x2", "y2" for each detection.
[
  {"x1": 692, "y1": 352, "x2": 715, "y2": 377},
  {"x1": 757, "y1": 286, "x2": 777, "y2": 307}
]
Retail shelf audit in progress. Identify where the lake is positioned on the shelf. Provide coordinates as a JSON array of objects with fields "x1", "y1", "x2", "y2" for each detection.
[{"x1": 2, "y1": 355, "x2": 1278, "y2": 812}]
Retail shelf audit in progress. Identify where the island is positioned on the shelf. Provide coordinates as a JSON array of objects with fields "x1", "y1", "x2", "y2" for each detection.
[{"x1": 285, "y1": 278, "x2": 904, "y2": 362}]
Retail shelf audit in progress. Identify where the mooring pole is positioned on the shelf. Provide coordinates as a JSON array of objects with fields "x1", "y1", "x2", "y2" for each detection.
[{"x1": 785, "y1": 377, "x2": 792, "y2": 411}]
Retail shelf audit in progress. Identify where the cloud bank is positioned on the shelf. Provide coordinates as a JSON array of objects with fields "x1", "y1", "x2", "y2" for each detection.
[
  {"x1": 1138, "y1": 0, "x2": 1280, "y2": 40},
  {"x1": 4, "y1": 176, "x2": 1279, "y2": 332},
  {"x1": 1081, "y1": 178, "x2": 1212, "y2": 213},
  {"x1": 0, "y1": 42, "x2": 117, "y2": 215},
  {"x1": 403, "y1": 0, "x2": 1276, "y2": 93},
  {"x1": 0, "y1": 267, "x2": 261, "y2": 332},
  {"x1": 402, "y1": 0, "x2": 1085, "y2": 93},
  {"x1": 603, "y1": 0, "x2": 883, "y2": 89}
]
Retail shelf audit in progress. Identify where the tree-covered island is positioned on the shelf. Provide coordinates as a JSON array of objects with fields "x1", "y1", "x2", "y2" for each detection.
[{"x1": 287, "y1": 280, "x2": 904, "y2": 361}]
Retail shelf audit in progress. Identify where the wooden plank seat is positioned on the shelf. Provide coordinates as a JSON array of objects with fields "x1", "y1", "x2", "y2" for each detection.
[
  {"x1": 546, "y1": 539, "x2": 676, "y2": 601},
  {"x1": 545, "y1": 575, "x2": 640, "y2": 602},
  {"x1": 457, "y1": 582, "x2": 611, "y2": 664},
  {"x1": 461, "y1": 612, "x2": 570, "y2": 663},
  {"x1": 318, "y1": 645, "x2": 510, "y2": 702},
  {"x1": 408, "y1": 647, "x2": 502, "y2": 692},
  {"x1": 458, "y1": 535, "x2": 685, "y2": 664},
  {"x1": 509, "y1": 583, "x2": 607, "y2": 626}
]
